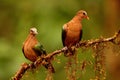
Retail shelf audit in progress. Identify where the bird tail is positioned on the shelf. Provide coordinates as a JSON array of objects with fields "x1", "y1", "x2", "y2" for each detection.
[{"x1": 43, "y1": 61, "x2": 55, "y2": 73}]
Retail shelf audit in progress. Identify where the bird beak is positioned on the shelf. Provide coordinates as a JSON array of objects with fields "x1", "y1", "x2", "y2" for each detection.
[
  {"x1": 30, "y1": 27, "x2": 38, "y2": 35},
  {"x1": 86, "y1": 16, "x2": 89, "y2": 20},
  {"x1": 35, "y1": 31, "x2": 38, "y2": 34}
]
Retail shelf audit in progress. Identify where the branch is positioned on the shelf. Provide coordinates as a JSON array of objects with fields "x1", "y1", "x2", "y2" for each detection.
[
  {"x1": 12, "y1": 30, "x2": 120, "y2": 80},
  {"x1": 12, "y1": 63, "x2": 29, "y2": 80}
]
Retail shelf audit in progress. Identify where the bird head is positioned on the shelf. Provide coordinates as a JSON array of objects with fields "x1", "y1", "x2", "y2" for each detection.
[
  {"x1": 76, "y1": 10, "x2": 89, "y2": 20},
  {"x1": 30, "y1": 27, "x2": 38, "y2": 35}
]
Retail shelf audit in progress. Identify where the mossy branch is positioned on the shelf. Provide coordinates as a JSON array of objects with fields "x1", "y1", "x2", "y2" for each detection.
[{"x1": 12, "y1": 30, "x2": 120, "y2": 80}]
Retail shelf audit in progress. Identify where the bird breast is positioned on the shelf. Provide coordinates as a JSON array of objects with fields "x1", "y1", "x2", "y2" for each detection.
[
  {"x1": 67, "y1": 22, "x2": 81, "y2": 38},
  {"x1": 65, "y1": 29, "x2": 81, "y2": 47},
  {"x1": 23, "y1": 35, "x2": 38, "y2": 62},
  {"x1": 66, "y1": 29, "x2": 80, "y2": 41},
  {"x1": 64, "y1": 22, "x2": 82, "y2": 47}
]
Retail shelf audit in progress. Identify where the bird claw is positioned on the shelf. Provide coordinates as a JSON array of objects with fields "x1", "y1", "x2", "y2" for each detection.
[
  {"x1": 64, "y1": 46, "x2": 76, "y2": 57},
  {"x1": 64, "y1": 52, "x2": 73, "y2": 57},
  {"x1": 71, "y1": 46, "x2": 76, "y2": 52},
  {"x1": 29, "y1": 63, "x2": 36, "y2": 69}
]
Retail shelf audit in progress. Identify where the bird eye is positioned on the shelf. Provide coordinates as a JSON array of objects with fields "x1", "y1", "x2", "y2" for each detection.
[
  {"x1": 83, "y1": 12, "x2": 86, "y2": 15},
  {"x1": 30, "y1": 30, "x2": 33, "y2": 32}
]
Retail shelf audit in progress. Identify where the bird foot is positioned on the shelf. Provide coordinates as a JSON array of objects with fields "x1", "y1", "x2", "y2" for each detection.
[
  {"x1": 64, "y1": 46, "x2": 76, "y2": 57},
  {"x1": 29, "y1": 63, "x2": 36, "y2": 69},
  {"x1": 71, "y1": 46, "x2": 76, "y2": 52},
  {"x1": 64, "y1": 52, "x2": 73, "y2": 57}
]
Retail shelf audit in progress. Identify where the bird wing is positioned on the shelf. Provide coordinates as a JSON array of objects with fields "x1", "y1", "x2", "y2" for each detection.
[
  {"x1": 62, "y1": 24, "x2": 67, "y2": 46},
  {"x1": 22, "y1": 45, "x2": 25, "y2": 54},
  {"x1": 22, "y1": 45, "x2": 27, "y2": 58},
  {"x1": 33, "y1": 43, "x2": 46, "y2": 56},
  {"x1": 79, "y1": 30, "x2": 83, "y2": 41},
  {"x1": 33, "y1": 43, "x2": 55, "y2": 73}
]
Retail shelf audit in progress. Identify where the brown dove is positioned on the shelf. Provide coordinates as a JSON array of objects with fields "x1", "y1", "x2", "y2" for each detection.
[
  {"x1": 22, "y1": 27, "x2": 55, "y2": 73},
  {"x1": 62, "y1": 10, "x2": 89, "y2": 56}
]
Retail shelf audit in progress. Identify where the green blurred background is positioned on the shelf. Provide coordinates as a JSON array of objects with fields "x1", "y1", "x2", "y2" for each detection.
[{"x1": 0, "y1": 0, "x2": 120, "y2": 80}]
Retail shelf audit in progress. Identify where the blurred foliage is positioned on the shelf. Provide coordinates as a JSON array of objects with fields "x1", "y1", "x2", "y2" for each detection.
[{"x1": 0, "y1": 0, "x2": 120, "y2": 80}]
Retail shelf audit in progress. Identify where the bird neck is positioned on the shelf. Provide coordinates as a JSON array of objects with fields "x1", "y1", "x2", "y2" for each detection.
[
  {"x1": 24, "y1": 33, "x2": 36, "y2": 43},
  {"x1": 28, "y1": 33, "x2": 36, "y2": 38},
  {"x1": 72, "y1": 15, "x2": 83, "y2": 22}
]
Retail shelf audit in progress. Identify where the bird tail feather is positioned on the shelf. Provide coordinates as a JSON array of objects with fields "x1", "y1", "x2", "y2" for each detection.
[{"x1": 44, "y1": 62, "x2": 55, "y2": 73}]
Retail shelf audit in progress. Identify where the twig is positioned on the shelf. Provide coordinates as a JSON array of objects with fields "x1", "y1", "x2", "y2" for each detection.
[{"x1": 12, "y1": 30, "x2": 120, "y2": 80}]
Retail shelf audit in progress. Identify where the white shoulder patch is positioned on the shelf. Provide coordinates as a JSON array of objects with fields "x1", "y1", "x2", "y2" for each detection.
[{"x1": 63, "y1": 24, "x2": 68, "y2": 30}]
